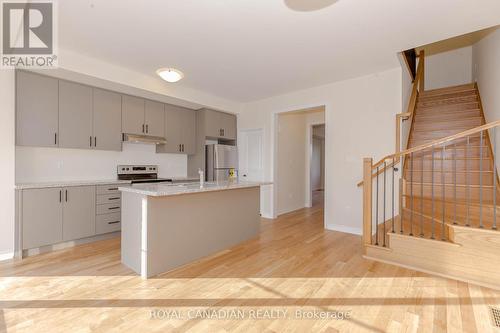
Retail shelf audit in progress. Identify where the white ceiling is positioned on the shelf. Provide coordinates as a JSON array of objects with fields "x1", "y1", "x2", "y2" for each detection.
[{"x1": 58, "y1": 0, "x2": 500, "y2": 103}]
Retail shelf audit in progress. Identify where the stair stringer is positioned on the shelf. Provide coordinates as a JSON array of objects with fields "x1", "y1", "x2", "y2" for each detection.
[{"x1": 364, "y1": 224, "x2": 500, "y2": 290}]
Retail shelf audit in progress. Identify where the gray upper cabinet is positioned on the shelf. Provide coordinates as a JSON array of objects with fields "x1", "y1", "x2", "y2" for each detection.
[
  {"x1": 22, "y1": 188, "x2": 63, "y2": 249},
  {"x1": 159, "y1": 104, "x2": 183, "y2": 153},
  {"x1": 220, "y1": 112, "x2": 237, "y2": 140},
  {"x1": 122, "y1": 95, "x2": 145, "y2": 135},
  {"x1": 181, "y1": 109, "x2": 196, "y2": 154},
  {"x1": 62, "y1": 186, "x2": 96, "y2": 241},
  {"x1": 145, "y1": 100, "x2": 165, "y2": 137},
  {"x1": 59, "y1": 81, "x2": 93, "y2": 149},
  {"x1": 204, "y1": 109, "x2": 223, "y2": 138},
  {"x1": 93, "y1": 88, "x2": 122, "y2": 151},
  {"x1": 16, "y1": 71, "x2": 59, "y2": 147},
  {"x1": 204, "y1": 109, "x2": 237, "y2": 140},
  {"x1": 158, "y1": 105, "x2": 195, "y2": 154}
]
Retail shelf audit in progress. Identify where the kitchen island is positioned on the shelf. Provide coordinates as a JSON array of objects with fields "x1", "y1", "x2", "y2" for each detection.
[{"x1": 118, "y1": 181, "x2": 268, "y2": 278}]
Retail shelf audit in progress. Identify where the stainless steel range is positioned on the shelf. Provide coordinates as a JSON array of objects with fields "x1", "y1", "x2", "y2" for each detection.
[{"x1": 117, "y1": 165, "x2": 172, "y2": 184}]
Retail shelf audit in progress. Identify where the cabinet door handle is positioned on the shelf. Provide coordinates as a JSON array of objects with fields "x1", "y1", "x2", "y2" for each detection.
[
  {"x1": 142, "y1": 124, "x2": 145, "y2": 133},
  {"x1": 108, "y1": 221, "x2": 120, "y2": 225},
  {"x1": 108, "y1": 206, "x2": 120, "y2": 210},
  {"x1": 54, "y1": 133, "x2": 57, "y2": 145},
  {"x1": 90, "y1": 136, "x2": 92, "y2": 147},
  {"x1": 108, "y1": 188, "x2": 118, "y2": 191},
  {"x1": 94, "y1": 136, "x2": 97, "y2": 147},
  {"x1": 181, "y1": 144, "x2": 184, "y2": 152},
  {"x1": 59, "y1": 190, "x2": 62, "y2": 202},
  {"x1": 108, "y1": 197, "x2": 120, "y2": 200},
  {"x1": 65, "y1": 189, "x2": 68, "y2": 202},
  {"x1": 146, "y1": 124, "x2": 149, "y2": 133},
  {"x1": 179, "y1": 144, "x2": 182, "y2": 152}
]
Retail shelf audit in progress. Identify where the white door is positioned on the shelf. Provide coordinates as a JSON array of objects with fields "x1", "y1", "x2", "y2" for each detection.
[{"x1": 239, "y1": 129, "x2": 264, "y2": 181}]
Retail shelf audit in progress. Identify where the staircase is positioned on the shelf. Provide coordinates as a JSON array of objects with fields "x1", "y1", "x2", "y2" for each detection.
[
  {"x1": 361, "y1": 50, "x2": 500, "y2": 290},
  {"x1": 401, "y1": 83, "x2": 498, "y2": 237}
]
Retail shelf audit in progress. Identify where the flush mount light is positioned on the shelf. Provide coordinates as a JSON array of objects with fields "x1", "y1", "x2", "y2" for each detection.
[{"x1": 156, "y1": 68, "x2": 184, "y2": 83}]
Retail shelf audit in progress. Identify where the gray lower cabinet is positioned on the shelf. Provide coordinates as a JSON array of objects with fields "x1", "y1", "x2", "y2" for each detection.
[
  {"x1": 145, "y1": 100, "x2": 165, "y2": 137},
  {"x1": 62, "y1": 186, "x2": 96, "y2": 241},
  {"x1": 95, "y1": 185, "x2": 121, "y2": 235},
  {"x1": 93, "y1": 88, "x2": 122, "y2": 151},
  {"x1": 59, "y1": 81, "x2": 93, "y2": 149},
  {"x1": 122, "y1": 95, "x2": 145, "y2": 135},
  {"x1": 20, "y1": 185, "x2": 117, "y2": 251},
  {"x1": 16, "y1": 71, "x2": 59, "y2": 147},
  {"x1": 157, "y1": 105, "x2": 195, "y2": 154},
  {"x1": 22, "y1": 188, "x2": 63, "y2": 249}
]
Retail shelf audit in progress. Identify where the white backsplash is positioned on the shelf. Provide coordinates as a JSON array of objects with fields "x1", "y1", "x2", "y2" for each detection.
[{"x1": 16, "y1": 142, "x2": 187, "y2": 183}]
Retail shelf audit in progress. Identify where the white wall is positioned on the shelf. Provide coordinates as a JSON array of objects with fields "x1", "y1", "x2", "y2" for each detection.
[
  {"x1": 473, "y1": 27, "x2": 500, "y2": 123},
  {"x1": 239, "y1": 67, "x2": 402, "y2": 234},
  {"x1": 472, "y1": 27, "x2": 500, "y2": 176},
  {"x1": 0, "y1": 70, "x2": 16, "y2": 259},
  {"x1": 16, "y1": 144, "x2": 187, "y2": 183},
  {"x1": 424, "y1": 46, "x2": 473, "y2": 90}
]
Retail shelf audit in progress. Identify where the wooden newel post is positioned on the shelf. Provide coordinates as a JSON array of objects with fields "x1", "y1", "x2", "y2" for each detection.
[{"x1": 363, "y1": 158, "x2": 373, "y2": 246}]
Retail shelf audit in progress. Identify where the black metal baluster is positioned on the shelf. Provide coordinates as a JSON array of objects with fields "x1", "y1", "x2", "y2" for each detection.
[
  {"x1": 453, "y1": 142, "x2": 457, "y2": 225},
  {"x1": 442, "y1": 145, "x2": 446, "y2": 240},
  {"x1": 375, "y1": 166, "x2": 379, "y2": 246},
  {"x1": 399, "y1": 177, "x2": 404, "y2": 234},
  {"x1": 420, "y1": 151, "x2": 424, "y2": 237},
  {"x1": 466, "y1": 136, "x2": 470, "y2": 227},
  {"x1": 410, "y1": 152, "x2": 414, "y2": 236},
  {"x1": 431, "y1": 146, "x2": 435, "y2": 239},
  {"x1": 383, "y1": 161, "x2": 387, "y2": 247},
  {"x1": 392, "y1": 157, "x2": 395, "y2": 234},
  {"x1": 479, "y1": 131, "x2": 484, "y2": 228},
  {"x1": 494, "y1": 127, "x2": 497, "y2": 230}
]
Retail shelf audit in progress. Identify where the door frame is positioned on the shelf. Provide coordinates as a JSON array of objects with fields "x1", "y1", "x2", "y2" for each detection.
[
  {"x1": 273, "y1": 105, "x2": 326, "y2": 218},
  {"x1": 305, "y1": 122, "x2": 325, "y2": 208}
]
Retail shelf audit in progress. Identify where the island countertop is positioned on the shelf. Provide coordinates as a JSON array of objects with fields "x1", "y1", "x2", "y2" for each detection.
[{"x1": 118, "y1": 180, "x2": 271, "y2": 197}]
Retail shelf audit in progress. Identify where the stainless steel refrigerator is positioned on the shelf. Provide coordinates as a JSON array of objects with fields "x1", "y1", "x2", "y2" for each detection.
[{"x1": 206, "y1": 144, "x2": 238, "y2": 181}]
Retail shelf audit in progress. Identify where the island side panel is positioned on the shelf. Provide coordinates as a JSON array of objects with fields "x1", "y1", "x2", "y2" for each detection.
[
  {"x1": 145, "y1": 186, "x2": 260, "y2": 277},
  {"x1": 121, "y1": 191, "x2": 145, "y2": 274}
]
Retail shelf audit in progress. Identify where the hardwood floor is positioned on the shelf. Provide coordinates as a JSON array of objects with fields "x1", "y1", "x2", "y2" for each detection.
[{"x1": 1, "y1": 191, "x2": 499, "y2": 332}]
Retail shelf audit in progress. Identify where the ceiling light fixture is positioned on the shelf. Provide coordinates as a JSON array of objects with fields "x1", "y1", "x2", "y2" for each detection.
[{"x1": 156, "y1": 68, "x2": 184, "y2": 83}]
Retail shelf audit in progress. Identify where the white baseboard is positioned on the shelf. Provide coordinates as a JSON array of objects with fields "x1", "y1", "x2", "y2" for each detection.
[
  {"x1": 326, "y1": 224, "x2": 362, "y2": 235},
  {"x1": 0, "y1": 252, "x2": 14, "y2": 261}
]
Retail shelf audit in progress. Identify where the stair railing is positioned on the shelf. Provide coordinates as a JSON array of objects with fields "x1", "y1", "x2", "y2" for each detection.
[
  {"x1": 363, "y1": 120, "x2": 500, "y2": 249},
  {"x1": 357, "y1": 49, "x2": 425, "y2": 187}
]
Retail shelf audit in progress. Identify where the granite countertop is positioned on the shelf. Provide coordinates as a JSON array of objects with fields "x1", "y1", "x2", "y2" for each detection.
[
  {"x1": 15, "y1": 179, "x2": 132, "y2": 190},
  {"x1": 118, "y1": 181, "x2": 272, "y2": 197}
]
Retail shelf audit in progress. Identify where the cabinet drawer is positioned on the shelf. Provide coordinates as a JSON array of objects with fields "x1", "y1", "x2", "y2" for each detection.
[
  {"x1": 97, "y1": 203, "x2": 121, "y2": 215},
  {"x1": 97, "y1": 193, "x2": 121, "y2": 205},
  {"x1": 96, "y1": 184, "x2": 121, "y2": 195},
  {"x1": 96, "y1": 213, "x2": 121, "y2": 234}
]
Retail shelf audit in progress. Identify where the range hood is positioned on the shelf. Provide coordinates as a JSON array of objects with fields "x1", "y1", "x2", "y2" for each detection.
[{"x1": 122, "y1": 133, "x2": 167, "y2": 145}]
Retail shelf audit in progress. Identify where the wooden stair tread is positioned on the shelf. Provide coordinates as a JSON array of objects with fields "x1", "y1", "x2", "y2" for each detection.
[
  {"x1": 402, "y1": 194, "x2": 500, "y2": 207},
  {"x1": 421, "y1": 83, "x2": 475, "y2": 95}
]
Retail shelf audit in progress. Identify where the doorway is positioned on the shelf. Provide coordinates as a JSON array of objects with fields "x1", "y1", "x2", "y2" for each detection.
[
  {"x1": 309, "y1": 124, "x2": 325, "y2": 207},
  {"x1": 275, "y1": 107, "x2": 325, "y2": 216}
]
